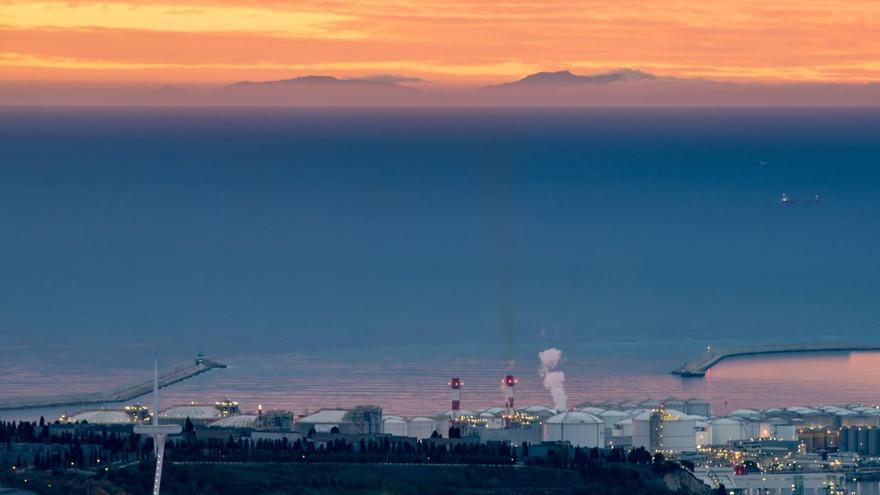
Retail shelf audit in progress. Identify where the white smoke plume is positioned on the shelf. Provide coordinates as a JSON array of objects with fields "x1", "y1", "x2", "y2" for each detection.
[{"x1": 538, "y1": 348, "x2": 567, "y2": 411}]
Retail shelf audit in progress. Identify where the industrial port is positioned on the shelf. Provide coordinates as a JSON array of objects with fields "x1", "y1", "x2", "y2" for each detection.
[{"x1": 3, "y1": 353, "x2": 880, "y2": 494}]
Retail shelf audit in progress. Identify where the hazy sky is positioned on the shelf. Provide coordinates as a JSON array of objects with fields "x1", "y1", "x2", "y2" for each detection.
[{"x1": 2, "y1": 0, "x2": 879, "y2": 85}]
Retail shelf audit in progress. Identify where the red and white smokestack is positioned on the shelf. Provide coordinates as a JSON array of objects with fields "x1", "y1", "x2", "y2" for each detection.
[
  {"x1": 450, "y1": 377, "x2": 462, "y2": 421},
  {"x1": 503, "y1": 375, "x2": 517, "y2": 426}
]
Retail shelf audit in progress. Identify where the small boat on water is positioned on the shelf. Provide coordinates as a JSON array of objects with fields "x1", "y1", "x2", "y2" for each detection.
[{"x1": 779, "y1": 193, "x2": 821, "y2": 205}]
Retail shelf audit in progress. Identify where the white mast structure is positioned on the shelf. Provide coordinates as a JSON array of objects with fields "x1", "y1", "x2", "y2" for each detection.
[{"x1": 133, "y1": 356, "x2": 182, "y2": 495}]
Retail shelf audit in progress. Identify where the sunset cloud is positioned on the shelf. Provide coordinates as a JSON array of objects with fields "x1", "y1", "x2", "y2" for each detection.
[
  {"x1": 0, "y1": 1, "x2": 357, "y2": 37},
  {"x1": 1, "y1": 0, "x2": 878, "y2": 85}
]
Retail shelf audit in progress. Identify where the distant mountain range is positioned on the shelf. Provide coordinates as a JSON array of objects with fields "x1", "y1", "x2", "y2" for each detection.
[
  {"x1": 3, "y1": 69, "x2": 879, "y2": 106},
  {"x1": 218, "y1": 75, "x2": 419, "y2": 105},
  {"x1": 486, "y1": 69, "x2": 659, "y2": 89},
  {"x1": 226, "y1": 75, "x2": 420, "y2": 89},
  {"x1": 476, "y1": 69, "x2": 880, "y2": 106}
]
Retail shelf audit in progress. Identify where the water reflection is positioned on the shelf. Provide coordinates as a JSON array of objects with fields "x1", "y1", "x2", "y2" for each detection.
[{"x1": 2, "y1": 349, "x2": 880, "y2": 421}]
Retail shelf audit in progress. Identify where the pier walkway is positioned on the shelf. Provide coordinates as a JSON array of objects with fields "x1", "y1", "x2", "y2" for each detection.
[
  {"x1": 0, "y1": 358, "x2": 226, "y2": 411},
  {"x1": 672, "y1": 343, "x2": 880, "y2": 376}
]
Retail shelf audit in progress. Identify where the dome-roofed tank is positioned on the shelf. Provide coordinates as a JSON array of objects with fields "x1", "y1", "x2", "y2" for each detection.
[
  {"x1": 614, "y1": 418, "x2": 633, "y2": 437},
  {"x1": 598, "y1": 410, "x2": 629, "y2": 431},
  {"x1": 208, "y1": 415, "x2": 258, "y2": 429},
  {"x1": 406, "y1": 417, "x2": 436, "y2": 439},
  {"x1": 631, "y1": 409, "x2": 696, "y2": 453},
  {"x1": 710, "y1": 418, "x2": 745, "y2": 445},
  {"x1": 685, "y1": 399, "x2": 711, "y2": 417},
  {"x1": 729, "y1": 409, "x2": 763, "y2": 420},
  {"x1": 580, "y1": 406, "x2": 605, "y2": 416},
  {"x1": 67, "y1": 410, "x2": 132, "y2": 425},
  {"x1": 543, "y1": 411, "x2": 604, "y2": 448},
  {"x1": 663, "y1": 398, "x2": 687, "y2": 412},
  {"x1": 161, "y1": 404, "x2": 222, "y2": 421},
  {"x1": 437, "y1": 409, "x2": 476, "y2": 419},
  {"x1": 383, "y1": 416, "x2": 407, "y2": 436}
]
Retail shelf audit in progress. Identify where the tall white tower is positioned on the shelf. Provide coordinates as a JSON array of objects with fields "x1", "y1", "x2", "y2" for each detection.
[
  {"x1": 133, "y1": 357, "x2": 182, "y2": 495},
  {"x1": 449, "y1": 377, "x2": 462, "y2": 422},
  {"x1": 502, "y1": 374, "x2": 516, "y2": 427}
]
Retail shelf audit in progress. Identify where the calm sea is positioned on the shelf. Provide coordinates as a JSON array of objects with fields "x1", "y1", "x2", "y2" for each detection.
[{"x1": 0, "y1": 107, "x2": 878, "y2": 420}]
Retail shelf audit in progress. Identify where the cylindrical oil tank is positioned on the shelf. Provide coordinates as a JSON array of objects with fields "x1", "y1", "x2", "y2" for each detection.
[
  {"x1": 870, "y1": 428, "x2": 880, "y2": 456},
  {"x1": 383, "y1": 417, "x2": 407, "y2": 436},
  {"x1": 710, "y1": 418, "x2": 745, "y2": 445},
  {"x1": 406, "y1": 417, "x2": 436, "y2": 439},
  {"x1": 858, "y1": 428, "x2": 870, "y2": 454},
  {"x1": 580, "y1": 407, "x2": 605, "y2": 416},
  {"x1": 850, "y1": 415, "x2": 874, "y2": 427},
  {"x1": 615, "y1": 418, "x2": 632, "y2": 437},
  {"x1": 740, "y1": 420, "x2": 761, "y2": 440},
  {"x1": 695, "y1": 421, "x2": 710, "y2": 447},
  {"x1": 661, "y1": 418, "x2": 697, "y2": 453},
  {"x1": 803, "y1": 413, "x2": 834, "y2": 429},
  {"x1": 839, "y1": 428, "x2": 849, "y2": 451},
  {"x1": 848, "y1": 428, "x2": 858, "y2": 452},
  {"x1": 599, "y1": 410, "x2": 629, "y2": 427},
  {"x1": 775, "y1": 425, "x2": 797, "y2": 441},
  {"x1": 543, "y1": 412, "x2": 604, "y2": 448},
  {"x1": 685, "y1": 400, "x2": 711, "y2": 418},
  {"x1": 631, "y1": 411, "x2": 655, "y2": 450}
]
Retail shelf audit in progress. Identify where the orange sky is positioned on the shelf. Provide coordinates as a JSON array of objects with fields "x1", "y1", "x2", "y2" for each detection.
[{"x1": 2, "y1": 0, "x2": 879, "y2": 85}]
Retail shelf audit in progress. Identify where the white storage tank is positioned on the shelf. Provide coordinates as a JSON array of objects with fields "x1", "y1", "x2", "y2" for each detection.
[
  {"x1": 208, "y1": 415, "x2": 258, "y2": 429},
  {"x1": 710, "y1": 418, "x2": 745, "y2": 445},
  {"x1": 614, "y1": 418, "x2": 633, "y2": 437},
  {"x1": 695, "y1": 421, "x2": 710, "y2": 447},
  {"x1": 383, "y1": 417, "x2": 407, "y2": 436},
  {"x1": 758, "y1": 421, "x2": 775, "y2": 439},
  {"x1": 543, "y1": 411, "x2": 604, "y2": 448},
  {"x1": 68, "y1": 410, "x2": 133, "y2": 425},
  {"x1": 406, "y1": 417, "x2": 437, "y2": 439},
  {"x1": 729, "y1": 409, "x2": 763, "y2": 421},
  {"x1": 437, "y1": 409, "x2": 476, "y2": 419},
  {"x1": 685, "y1": 399, "x2": 711, "y2": 417},
  {"x1": 663, "y1": 398, "x2": 687, "y2": 413},
  {"x1": 580, "y1": 407, "x2": 606, "y2": 416},
  {"x1": 662, "y1": 415, "x2": 697, "y2": 453},
  {"x1": 631, "y1": 411, "x2": 654, "y2": 450},
  {"x1": 632, "y1": 409, "x2": 696, "y2": 453},
  {"x1": 520, "y1": 405, "x2": 557, "y2": 419},
  {"x1": 775, "y1": 424, "x2": 797, "y2": 441},
  {"x1": 740, "y1": 419, "x2": 761, "y2": 440},
  {"x1": 479, "y1": 412, "x2": 504, "y2": 429},
  {"x1": 599, "y1": 410, "x2": 629, "y2": 437},
  {"x1": 161, "y1": 405, "x2": 221, "y2": 421}
]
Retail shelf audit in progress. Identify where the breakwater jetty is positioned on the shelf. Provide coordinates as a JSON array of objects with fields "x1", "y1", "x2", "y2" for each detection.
[
  {"x1": 672, "y1": 343, "x2": 880, "y2": 377},
  {"x1": 0, "y1": 357, "x2": 226, "y2": 410}
]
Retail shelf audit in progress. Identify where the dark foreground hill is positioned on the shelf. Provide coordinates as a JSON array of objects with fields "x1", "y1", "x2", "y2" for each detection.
[{"x1": 2, "y1": 461, "x2": 712, "y2": 495}]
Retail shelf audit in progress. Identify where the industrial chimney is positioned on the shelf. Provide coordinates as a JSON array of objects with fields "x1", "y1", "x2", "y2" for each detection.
[
  {"x1": 450, "y1": 377, "x2": 462, "y2": 422},
  {"x1": 503, "y1": 374, "x2": 517, "y2": 427}
]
